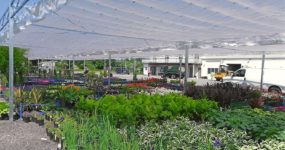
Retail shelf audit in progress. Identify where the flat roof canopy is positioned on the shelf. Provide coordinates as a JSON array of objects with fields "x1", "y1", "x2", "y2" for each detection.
[{"x1": 0, "y1": 0, "x2": 284, "y2": 59}]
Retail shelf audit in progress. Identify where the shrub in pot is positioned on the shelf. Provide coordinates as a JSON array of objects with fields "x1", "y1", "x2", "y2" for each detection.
[{"x1": 247, "y1": 90, "x2": 264, "y2": 108}]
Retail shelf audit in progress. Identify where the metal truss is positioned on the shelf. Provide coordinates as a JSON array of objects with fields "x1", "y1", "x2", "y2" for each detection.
[{"x1": 0, "y1": 0, "x2": 30, "y2": 33}]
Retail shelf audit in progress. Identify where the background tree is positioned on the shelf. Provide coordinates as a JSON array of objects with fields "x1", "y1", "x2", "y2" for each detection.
[{"x1": 0, "y1": 46, "x2": 28, "y2": 85}]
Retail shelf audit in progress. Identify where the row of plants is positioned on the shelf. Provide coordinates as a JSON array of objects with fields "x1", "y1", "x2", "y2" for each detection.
[
  {"x1": 44, "y1": 110, "x2": 285, "y2": 150},
  {"x1": 22, "y1": 110, "x2": 45, "y2": 126},
  {"x1": 185, "y1": 83, "x2": 265, "y2": 107},
  {"x1": 134, "y1": 117, "x2": 285, "y2": 150},
  {"x1": 75, "y1": 94, "x2": 218, "y2": 127}
]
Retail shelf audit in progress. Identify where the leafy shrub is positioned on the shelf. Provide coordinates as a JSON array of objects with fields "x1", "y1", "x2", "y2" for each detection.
[
  {"x1": 0, "y1": 101, "x2": 9, "y2": 118},
  {"x1": 134, "y1": 117, "x2": 255, "y2": 150},
  {"x1": 76, "y1": 94, "x2": 218, "y2": 127},
  {"x1": 170, "y1": 79, "x2": 180, "y2": 84},
  {"x1": 56, "y1": 86, "x2": 92, "y2": 107},
  {"x1": 207, "y1": 108, "x2": 285, "y2": 140},
  {"x1": 185, "y1": 83, "x2": 255, "y2": 107},
  {"x1": 247, "y1": 90, "x2": 264, "y2": 108}
]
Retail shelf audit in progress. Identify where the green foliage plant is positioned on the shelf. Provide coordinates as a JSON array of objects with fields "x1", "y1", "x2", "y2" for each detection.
[
  {"x1": 76, "y1": 93, "x2": 218, "y2": 127},
  {"x1": 60, "y1": 113, "x2": 139, "y2": 150},
  {"x1": 135, "y1": 117, "x2": 255, "y2": 150},
  {"x1": 0, "y1": 101, "x2": 9, "y2": 118},
  {"x1": 206, "y1": 108, "x2": 285, "y2": 141}
]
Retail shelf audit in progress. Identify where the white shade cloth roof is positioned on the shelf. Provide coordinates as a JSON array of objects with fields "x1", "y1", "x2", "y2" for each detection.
[{"x1": 0, "y1": 0, "x2": 285, "y2": 59}]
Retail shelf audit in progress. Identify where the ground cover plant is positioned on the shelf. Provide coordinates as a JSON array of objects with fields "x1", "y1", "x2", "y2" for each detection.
[
  {"x1": 206, "y1": 108, "x2": 285, "y2": 141},
  {"x1": 134, "y1": 117, "x2": 255, "y2": 150}
]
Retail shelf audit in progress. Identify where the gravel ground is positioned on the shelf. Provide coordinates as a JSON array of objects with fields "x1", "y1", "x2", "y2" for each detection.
[{"x1": 0, "y1": 121, "x2": 58, "y2": 150}]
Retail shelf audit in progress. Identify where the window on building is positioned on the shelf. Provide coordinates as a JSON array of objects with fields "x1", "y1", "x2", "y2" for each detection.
[{"x1": 208, "y1": 68, "x2": 219, "y2": 74}]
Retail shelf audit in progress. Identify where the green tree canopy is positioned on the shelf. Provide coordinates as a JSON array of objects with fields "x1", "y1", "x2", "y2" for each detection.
[{"x1": 0, "y1": 46, "x2": 28, "y2": 85}]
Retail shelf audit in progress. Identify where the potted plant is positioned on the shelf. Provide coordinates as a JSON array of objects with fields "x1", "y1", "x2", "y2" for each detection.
[
  {"x1": 247, "y1": 90, "x2": 264, "y2": 108},
  {"x1": 36, "y1": 114, "x2": 44, "y2": 126},
  {"x1": 29, "y1": 88, "x2": 42, "y2": 110},
  {"x1": 45, "y1": 121, "x2": 53, "y2": 138},
  {"x1": 30, "y1": 111, "x2": 39, "y2": 122},
  {"x1": 0, "y1": 101, "x2": 9, "y2": 120},
  {"x1": 54, "y1": 128, "x2": 63, "y2": 143},
  {"x1": 22, "y1": 111, "x2": 31, "y2": 122}
]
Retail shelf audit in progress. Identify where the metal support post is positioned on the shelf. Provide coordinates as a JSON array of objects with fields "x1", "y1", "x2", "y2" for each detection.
[
  {"x1": 27, "y1": 59, "x2": 29, "y2": 76},
  {"x1": 108, "y1": 53, "x2": 111, "y2": 88},
  {"x1": 192, "y1": 63, "x2": 195, "y2": 78},
  {"x1": 260, "y1": 52, "x2": 265, "y2": 91},
  {"x1": 184, "y1": 43, "x2": 190, "y2": 94},
  {"x1": 8, "y1": 0, "x2": 14, "y2": 122},
  {"x1": 83, "y1": 59, "x2": 86, "y2": 72},
  {"x1": 179, "y1": 56, "x2": 182, "y2": 83},
  {"x1": 133, "y1": 59, "x2": 137, "y2": 80},
  {"x1": 37, "y1": 59, "x2": 40, "y2": 77},
  {"x1": 72, "y1": 57, "x2": 75, "y2": 84},
  {"x1": 19, "y1": 103, "x2": 23, "y2": 120}
]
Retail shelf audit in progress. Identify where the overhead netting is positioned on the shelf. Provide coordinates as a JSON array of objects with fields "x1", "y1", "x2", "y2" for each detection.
[{"x1": 0, "y1": 0, "x2": 284, "y2": 59}]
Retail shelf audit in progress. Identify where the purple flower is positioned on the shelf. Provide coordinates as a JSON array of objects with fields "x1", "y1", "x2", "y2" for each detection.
[
  {"x1": 39, "y1": 111, "x2": 45, "y2": 116},
  {"x1": 214, "y1": 138, "x2": 222, "y2": 147},
  {"x1": 59, "y1": 116, "x2": 64, "y2": 122}
]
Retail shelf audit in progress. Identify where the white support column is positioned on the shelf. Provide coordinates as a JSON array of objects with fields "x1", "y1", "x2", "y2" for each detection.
[
  {"x1": 8, "y1": 0, "x2": 14, "y2": 122},
  {"x1": 260, "y1": 51, "x2": 265, "y2": 91},
  {"x1": 27, "y1": 58, "x2": 29, "y2": 76},
  {"x1": 37, "y1": 59, "x2": 40, "y2": 76},
  {"x1": 179, "y1": 56, "x2": 182, "y2": 83},
  {"x1": 68, "y1": 59, "x2": 71, "y2": 71},
  {"x1": 184, "y1": 43, "x2": 190, "y2": 94},
  {"x1": 72, "y1": 57, "x2": 75, "y2": 83},
  {"x1": 192, "y1": 63, "x2": 195, "y2": 78},
  {"x1": 133, "y1": 58, "x2": 137, "y2": 80},
  {"x1": 83, "y1": 59, "x2": 86, "y2": 72},
  {"x1": 108, "y1": 53, "x2": 111, "y2": 87}
]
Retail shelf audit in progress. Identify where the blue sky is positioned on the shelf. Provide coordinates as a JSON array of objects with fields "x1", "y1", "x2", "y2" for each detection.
[
  {"x1": 0, "y1": 0, "x2": 38, "y2": 18},
  {"x1": 0, "y1": 1, "x2": 9, "y2": 17}
]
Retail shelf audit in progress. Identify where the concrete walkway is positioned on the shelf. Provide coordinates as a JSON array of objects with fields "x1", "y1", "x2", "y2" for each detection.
[{"x1": 0, "y1": 121, "x2": 57, "y2": 150}]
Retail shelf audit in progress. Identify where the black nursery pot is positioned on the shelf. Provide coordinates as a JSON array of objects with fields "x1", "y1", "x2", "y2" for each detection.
[
  {"x1": 54, "y1": 122, "x2": 59, "y2": 128},
  {"x1": 49, "y1": 132, "x2": 55, "y2": 141},
  {"x1": 46, "y1": 129, "x2": 51, "y2": 137},
  {"x1": 0, "y1": 114, "x2": 9, "y2": 120},
  {"x1": 45, "y1": 115, "x2": 50, "y2": 121},
  {"x1": 31, "y1": 117, "x2": 37, "y2": 122},
  {"x1": 23, "y1": 117, "x2": 31, "y2": 123},
  {"x1": 37, "y1": 119, "x2": 44, "y2": 126}
]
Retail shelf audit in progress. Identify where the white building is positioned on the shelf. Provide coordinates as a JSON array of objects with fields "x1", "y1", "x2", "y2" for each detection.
[{"x1": 142, "y1": 53, "x2": 285, "y2": 79}]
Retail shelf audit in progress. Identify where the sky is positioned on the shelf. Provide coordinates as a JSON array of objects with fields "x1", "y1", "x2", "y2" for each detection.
[
  {"x1": 0, "y1": 0, "x2": 9, "y2": 17},
  {"x1": 0, "y1": 0, "x2": 38, "y2": 18}
]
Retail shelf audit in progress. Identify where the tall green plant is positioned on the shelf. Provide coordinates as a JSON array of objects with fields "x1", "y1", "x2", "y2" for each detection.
[
  {"x1": 29, "y1": 88, "x2": 43, "y2": 104},
  {"x1": 61, "y1": 113, "x2": 139, "y2": 150}
]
